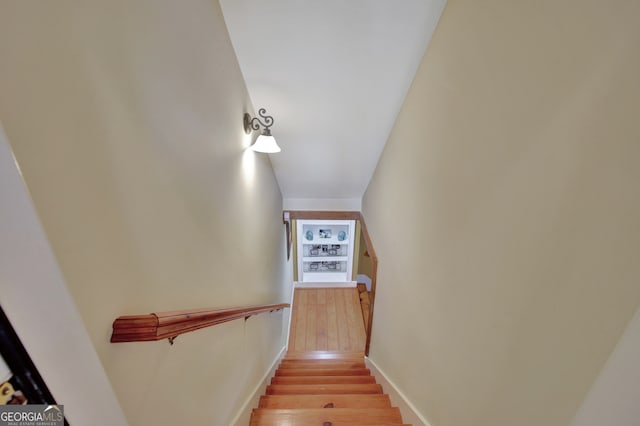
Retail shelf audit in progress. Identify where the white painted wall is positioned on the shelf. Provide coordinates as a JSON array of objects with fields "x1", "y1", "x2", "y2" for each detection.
[
  {"x1": 356, "y1": 274, "x2": 372, "y2": 292},
  {"x1": 571, "y1": 306, "x2": 640, "y2": 426},
  {"x1": 0, "y1": 126, "x2": 127, "y2": 425},
  {"x1": 284, "y1": 197, "x2": 362, "y2": 211},
  {"x1": 0, "y1": 355, "x2": 10, "y2": 384},
  {"x1": 221, "y1": 0, "x2": 447, "y2": 201}
]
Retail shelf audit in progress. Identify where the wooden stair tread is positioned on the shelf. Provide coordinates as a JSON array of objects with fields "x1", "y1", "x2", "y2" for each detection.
[
  {"x1": 285, "y1": 351, "x2": 365, "y2": 360},
  {"x1": 250, "y1": 408, "x2": 403, "y2": 425},
  {"x1": 271, "y1": 375, "x2": 376, "y2": 385},
  {"x1": 281, "y1": 355, "x2": 363, "y2": 362},
  {"x1": 276, "y1": 368, "x2": 371, "y2": 376},
  {"x1": 250, "y1": 347, "x2": 410, "y2": 424},
  {"x1": 280, "y1": 359, "x2": 366, "y2": 365},
  {"x1": 266, "y1": 383, "x2": 383, "y2": 395},
  {"x1": 259, "y1": 394, "x2": 392, "y2": 409}
]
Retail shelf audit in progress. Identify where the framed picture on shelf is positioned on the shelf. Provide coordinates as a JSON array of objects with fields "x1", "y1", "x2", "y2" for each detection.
[
  {"x1": 319, "y1": 229, "x2": 332, "y2": 239},
  {"x1": 310, "y1": 262, "x2": 319, "y2": 270},
  {"x1": 328, "y1": 249, "x2": 337, "y2": 255}
]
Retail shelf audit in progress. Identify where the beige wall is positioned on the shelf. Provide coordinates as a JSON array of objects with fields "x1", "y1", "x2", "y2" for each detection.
[
  {"x1": 357, "y1": 227, "x2": 373, "y2": 280},
  {"x1": 0, "y1": 1, "x2": 289, "y2": 425},
  {"x1": 362, "y1": 0, "x2": 640, "y2": 425}
]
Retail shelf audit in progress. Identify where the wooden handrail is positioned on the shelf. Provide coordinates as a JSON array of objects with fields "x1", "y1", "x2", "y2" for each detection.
[
  {"x1": 111, "y1": 303, "x2": 290, "y2": 344},
  {"x1": 358, "y1": 213, "x2": 378, "y2": 356}
]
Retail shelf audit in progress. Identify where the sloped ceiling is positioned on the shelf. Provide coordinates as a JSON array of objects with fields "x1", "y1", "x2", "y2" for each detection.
[{"x1": 220, "y1": 0, "x2": 446, "y2": 205}]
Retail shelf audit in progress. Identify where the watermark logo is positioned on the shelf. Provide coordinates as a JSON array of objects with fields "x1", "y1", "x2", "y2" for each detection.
[{"x1": 0, "y1": 405, "x2": 64, "y2": 426}]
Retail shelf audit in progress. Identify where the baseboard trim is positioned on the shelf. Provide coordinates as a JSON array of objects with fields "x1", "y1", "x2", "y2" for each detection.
[
  {"x1": 294, "y1": 281, "x2": 356, "y2": 288},
  {"x1": 231, "y1": 346, "x2": 286, "y2": 425},
  {"x1": 365, "y1": 356, "x2": 431, "y2": 426}
]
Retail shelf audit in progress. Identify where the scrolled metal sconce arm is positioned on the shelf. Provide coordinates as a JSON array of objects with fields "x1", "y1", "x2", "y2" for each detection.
[{"x1": 244, "y1": 108, "x2": 274, "y2": 134}]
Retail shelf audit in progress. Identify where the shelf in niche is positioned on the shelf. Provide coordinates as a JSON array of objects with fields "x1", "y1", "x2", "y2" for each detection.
[
  {"x1": 304, "y1": 261, "x2": 345, "y2": 273},
  {"x1": 303, "y1": 256, "x2": 348, "y2": 262},
  {"x1": 302, "y1": 238, "x2": 349, "y2": 245}
]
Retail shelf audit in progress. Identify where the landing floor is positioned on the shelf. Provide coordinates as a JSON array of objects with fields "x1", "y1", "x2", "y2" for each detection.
[{"x1": 288, "y1": 287, "x2": 366, "y2": 353}]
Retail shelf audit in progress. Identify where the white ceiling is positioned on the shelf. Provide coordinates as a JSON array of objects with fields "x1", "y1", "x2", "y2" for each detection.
[{"x1": 220, "y1": 0, "x2": 446, "y2": 203}]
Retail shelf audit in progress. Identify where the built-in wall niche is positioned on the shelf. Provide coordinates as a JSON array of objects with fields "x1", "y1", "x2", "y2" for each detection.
[{"x1": 296, "y1": 220, "x2": 356, "y2": 284}]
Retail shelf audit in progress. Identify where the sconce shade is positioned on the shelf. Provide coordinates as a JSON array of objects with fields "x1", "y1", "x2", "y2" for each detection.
[
  {"x1": 244, "y1": 109, "x2": 281, "y2": 153},
  {"x1": 251, "y1": 133, "x2": 281, "y2": 153}
]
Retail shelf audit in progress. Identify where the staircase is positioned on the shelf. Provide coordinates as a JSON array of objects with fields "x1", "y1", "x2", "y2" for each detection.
[{"x1": 250, "y1": 351, "x2": 410, "y2": 425}]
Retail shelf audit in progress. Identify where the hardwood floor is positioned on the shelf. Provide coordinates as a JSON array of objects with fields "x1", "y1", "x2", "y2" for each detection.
[
  {"x1": 249, "y1": 289, "x2": 410, "y2": 425},
  {"x1": 288, "y1": 288, "x2": 366, "y2": 353}
]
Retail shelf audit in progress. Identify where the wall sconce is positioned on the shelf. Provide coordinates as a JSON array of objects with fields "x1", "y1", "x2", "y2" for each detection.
[{"x1": 243, "y1": 108, "x2": 281, "y2": 153}]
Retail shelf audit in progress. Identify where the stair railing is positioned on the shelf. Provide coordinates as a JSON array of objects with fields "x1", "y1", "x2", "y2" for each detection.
[{"x1": 110, "y1": 303, "x2": 289, "y2": 345}]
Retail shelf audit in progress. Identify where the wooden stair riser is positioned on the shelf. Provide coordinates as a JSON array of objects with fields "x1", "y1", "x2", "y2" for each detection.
[
  {"x1": 280, "y1": 360, "x2": 367, "y2": 365},
  {"x1": 258, "y1": 394, "x2": 392, "y2": 409},
  {"x1": 249, "y1": 407, "x2": 403, "y2": 425},
  {"x1": 271, "y1": 375, "x2": 377, "y2": 385},
  {"x1": 276, "y1": 368, "x2": 371, "y2": 376},
  {"x1": 278, "y1": 361, "x2": 366, "y2": 369},
  {"x1": 281, "y1": 358, "x2": 364, "y2": 363},
  {"x1": 266, "y1": 383, "x2": 383, "y2": 395}
]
